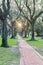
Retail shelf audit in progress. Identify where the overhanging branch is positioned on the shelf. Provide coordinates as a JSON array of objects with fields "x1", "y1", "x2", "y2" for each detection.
[
  {"x1": 25, "y1": 0, "x2": 31, "y2": 16},
  {"x1": 32, "y1": 0, "x2": 35, "y2": 17},
  {"x1": 15, "y1": 0, "x2": 31, "y2": 22},
  {"x1": 34, "y1": 11, "x2": 43, "y2": 20}
]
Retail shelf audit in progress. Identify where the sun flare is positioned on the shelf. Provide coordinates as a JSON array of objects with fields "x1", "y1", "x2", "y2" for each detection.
[
  {"x1": 16, "y1": 20, "x2": 23, "y2": 29},
  {"x1": 18, "y1": 23, "x2": 22, "y2": 28}
]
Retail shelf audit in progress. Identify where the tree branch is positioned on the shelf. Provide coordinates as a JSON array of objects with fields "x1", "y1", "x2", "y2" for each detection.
[
  {"x1": 34, "y1": 11, "x2": 43, "y2": 21},
  {"x1": 21, "y1": 14, "x2": 31, "y2": 22},
  {"x1": 2, "y1": 0, "x2": 10, "y2": 16},
  {"x1": 32, "y1": 0, "x2": 35, "y2": 17},
  {"x1": 15, "y1": 0, "x2": 31, "y2": 22},
  {"x1": 2, "y1": 0, "x2": 7, "y2": 12},
  {"x1": 25, "y1": 0, "x2": 31, "y2": 16},
  {"x1": 7, "y1": 0, "x2": 10, "y2": 11}
]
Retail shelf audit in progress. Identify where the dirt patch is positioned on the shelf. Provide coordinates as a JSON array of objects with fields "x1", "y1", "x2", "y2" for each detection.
[{"x1": 9, "y1": 45, "x2": 20, "y2": 65}]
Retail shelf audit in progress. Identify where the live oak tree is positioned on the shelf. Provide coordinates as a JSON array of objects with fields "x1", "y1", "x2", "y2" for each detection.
[
  {"x1": 0, "y1": 0, "x2": 10, "y2": 47},
  {"x1": 15, "y1": 0, "x2": 43, "y2": 40},
  {"x1": 11, "y1": 20, "x2": 17, "y2": 38},
  {"x1": 8, "y1": 1, "x2": 21, "y2": 38},
  {"x1": 35, "y1": 19, "x2": 43, "y2": 37}
]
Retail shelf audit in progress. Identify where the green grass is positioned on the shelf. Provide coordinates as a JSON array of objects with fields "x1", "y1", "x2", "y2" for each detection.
[
  {"x1": 23, "y1": 37, "x2": 43, "y2": 47},
  {"x1": 0, "y1": 37, "x2": 2, "y2": 46},
  {"x1": 24, "y1": 37, "x2": 43, "y2": 56},
  {"x1": 0, "y1": 37, "x2": 20, "y2": 65},
  {"x1": 8, "y1": 38, "x2": 17, "y2": 46},
  {"x1": 0, "y1": 47, "x2": 20, "y2": 65},
  {"x1": 0, "y1": 37, "x2": 17, "y2": 46}
]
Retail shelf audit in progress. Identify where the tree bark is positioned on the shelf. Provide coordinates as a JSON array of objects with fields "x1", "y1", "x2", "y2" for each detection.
[
  {"x1": 1, "y1": 19, "x2": 8, "y2": 47},
  {"x1": 31, "y1": 22, "x2": 35, "y2": 40},
  {"x1": 36, "y1": 30, "x2": 40, "y2": 37},
  {"x1": 11, "y1": 28, "x2": 16, "y2": 38},
  {"x1": 24, "y1": 30, "x2": 27, "y2": 37},
  {"x1": 11, "y1": 27, "x2": 14, "y2": 38}
]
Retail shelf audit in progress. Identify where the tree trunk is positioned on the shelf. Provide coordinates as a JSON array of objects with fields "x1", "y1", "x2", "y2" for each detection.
[
  {"x1": 36, "y1": 31, "x2": 40, "y2": 37},
  {"x1": 24, "y1": 30, "x2": 27, "y2": 37},
  {"x1": 11, "y1": 28, "x2": 14, "y2": 38},
  {"x1": 28, "y1": 32, "x2": 29, "y2": 37},
  {"x1": 11, "y1": 28, "x2": 16, "y2": 38},
  {"x1": 31, "y1": 23, "x2": 35, "y2": 40},
  {"x1": 20, "y1": 30, "x2": 23, "y2": 36},
  {"x1": 14, "y1": 28, "x2": 17, "y2": 38},
  {"x1": 1, "y1": 19, "x2": 8, "y2": 47}
]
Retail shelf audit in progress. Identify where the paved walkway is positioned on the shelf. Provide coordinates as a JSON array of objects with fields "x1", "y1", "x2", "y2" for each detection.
[{"x1": 18, "y1": 35, "x2": 43, "y2": 65}]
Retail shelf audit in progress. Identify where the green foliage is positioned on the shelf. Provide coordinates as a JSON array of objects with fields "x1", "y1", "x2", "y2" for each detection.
[{"x1": 35, "y1": 21, "x2": 43, "y2": 35}]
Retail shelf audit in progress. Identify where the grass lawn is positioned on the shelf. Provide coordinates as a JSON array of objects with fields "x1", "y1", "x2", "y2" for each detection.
[
  {"x1": 0, "y1": 37, "x2": 20, "y2": 65},
  {"x1": 23, "y1": 37, "x2": 43, "y2": 47},
  {"x1": 0, "y1": 47, "x2": 20, "y2": 65},
  {"x1": 8, "y1": 37, "x2": 17, "y2": 46},
  {"x1": 23, "y1": 37, "x2": 43, "y2": 56},
  {"x1": 0, "y1": 37, "x2": 17, "y2": 46}
]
